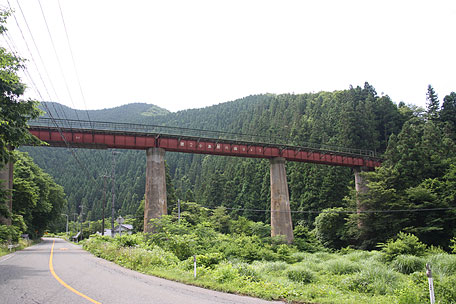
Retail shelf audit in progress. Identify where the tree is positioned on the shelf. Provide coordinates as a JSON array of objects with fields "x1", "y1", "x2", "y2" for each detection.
[
  {"x1": 441, "y1": 92, "x2": 456, "y2": 136},
  {"x1": 0, "y1": 9, "x2": 41, "y2": 226},
  {"x1": 426, "y1": 85, "x2": 440, "y2": 120},
  {"x1": 313, "y1": 207, "x2": 348, "y2": 249},
  {"x1": 13, "y1": 152, "x2": 66, "y2": 238}
]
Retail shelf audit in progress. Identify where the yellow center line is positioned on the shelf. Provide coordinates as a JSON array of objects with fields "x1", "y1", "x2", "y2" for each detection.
[{"x1": 49, "y1": 240, "x2": 102, "y2": 304}]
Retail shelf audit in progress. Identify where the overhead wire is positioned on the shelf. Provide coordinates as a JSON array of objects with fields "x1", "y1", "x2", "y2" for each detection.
[
  {"x1": 57, "y1": 0, "x2": 93, "y2": 125},
  {"x1": 35, "y1": 0, "x2": 82, "y2": 123},
  {"x1": 8, "y1": 0, "x2": 66, "y2": 121},
  {"x1": 4, "y1": 0, "x2": 96, "y2": 187},
  {"x1": 10, "y1": 0, "x2": 110, "y2": 218},
  {"x1": 15, "y1": 0, "x2": 68, "y2": 121},
  {"x1": 170, "y1": 202, "x2": 456, "y2": 215}
]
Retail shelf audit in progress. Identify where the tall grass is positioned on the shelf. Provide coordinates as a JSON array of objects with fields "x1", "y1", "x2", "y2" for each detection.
[{"x1": 81, "y1": 235, "x2": 456, "y2": 304}]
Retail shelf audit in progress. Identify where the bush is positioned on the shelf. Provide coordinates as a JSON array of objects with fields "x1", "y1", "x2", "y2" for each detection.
[
  {"x1": 435, "y1": 274, "x2": 456, "y2": 304},
  {"x1": 427, "y1": 253, "x2": 456, "y2": 277},
  {"x1": 221, "y1": 235, "x2": 273, "y2": 262},
  {"x1": 379, "y1": 232, "x2": 427, "y2": 262},
  {"x1": 313, "y1": 207, "x2": 348, "y2": 249},
  {"x1": 254, "y1": 261, "x2": 289, "y2": 275},
  {"x1": 114, "y1": 233, "x2": 144, "y2": 248},
  {"x1": 286, "y1": 266, "x2": 315, "y2": 284},
  {"x1": 395, "y1": 279, "x2": 428, "y2": 304},
  {"x1": 162, "y1": 234, "x2": 196, "y2": 260},
  {"x1": 391, "y1": 255, "x2": 425, "y2": 274},
  {"x1": 293, "y1": 224, "x2": 323, "y2": 252},
  {"x1": 183, "y1": 252, "x2": 224, "y2": 270},
  {"x1": 0, "y1": 224, "x2": 21, "y2": 242},
  {"x1": 234, "y1": 263, "x2": 261, "y2": 281},
  {"x1": 343, "y1": 265, "x2": 401, "y2": 295},
  {"x1": 451, "y1": 237, "x2": 456, "y2": 254},
  {"x1": 83, "y1": 237, "x2": 179, "y2": 269},
  {"x1": 213, "y1": 263, "x2": 240, "y2": 283},
  {"x1": 322, "y1": 258, "x2": 361, "y2": 275}
]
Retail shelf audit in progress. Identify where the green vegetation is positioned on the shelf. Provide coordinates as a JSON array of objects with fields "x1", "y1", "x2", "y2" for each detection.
[
  {"x1": 81, "y1": 209, "x2": 456, "y2": 303},
  {"x1": 22, "y1": 83, "x2": 456, "y2": 251},
  {"x1": 0, "y1": 6, "x2": 455, "y2": 303}
]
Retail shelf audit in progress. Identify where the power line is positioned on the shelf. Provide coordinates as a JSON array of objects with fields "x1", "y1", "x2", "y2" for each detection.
[
  {"x1": 12, "y1": 0, "x2": 68, "y2": 121},
  {"x1": 13, "y1": 0, "x2": 98, "y2": 183},
  {"x1": 3, "y1": 3, "x2": 96, "y2": 185},
  {"x1": 57, "y1": 0, "x2": 92, "y2": 125},
  {"x1": 171, "y1": 203, "x2": 456, "y2": 215},
  {"x1": 36, "y1": 0, "x2": 81, "y2": 122}
]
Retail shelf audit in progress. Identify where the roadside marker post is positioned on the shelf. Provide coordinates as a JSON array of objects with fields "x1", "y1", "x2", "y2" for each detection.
[
  {"x1": 193, "y1": 255, "x2": 197, "y2": 278},
  {"x1": 426, "y1": 263, "x2": 435, "y2": 304}
]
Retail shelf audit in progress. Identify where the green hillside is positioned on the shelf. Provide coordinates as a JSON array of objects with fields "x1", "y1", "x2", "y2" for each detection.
[{"x1": 22, "y1": 83, "x2": 456, "y2": 248}]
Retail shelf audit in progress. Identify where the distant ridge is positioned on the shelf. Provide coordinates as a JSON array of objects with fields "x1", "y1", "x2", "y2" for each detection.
[{"x1": 38, "y1": 102, "x2": 170, "y2": 124}]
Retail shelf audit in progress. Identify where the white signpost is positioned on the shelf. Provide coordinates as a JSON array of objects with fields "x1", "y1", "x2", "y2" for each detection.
[{"x1": 426, "y1": 263, "x2": 435, "y2": 304}]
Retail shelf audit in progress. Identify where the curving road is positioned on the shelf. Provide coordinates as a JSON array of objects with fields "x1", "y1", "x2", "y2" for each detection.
[{"x1": 0, "y1": 238, "x2": 283, "y2": 304}]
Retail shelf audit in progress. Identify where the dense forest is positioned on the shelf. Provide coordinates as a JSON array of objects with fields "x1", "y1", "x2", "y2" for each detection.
[{"x1": 20, "y1": 83, "x2": 456, "y2": 249}]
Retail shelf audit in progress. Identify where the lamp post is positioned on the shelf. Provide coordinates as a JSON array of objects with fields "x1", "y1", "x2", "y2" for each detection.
[{"x1": 61, "y1": 214, "x2": 68, "y2": 234}]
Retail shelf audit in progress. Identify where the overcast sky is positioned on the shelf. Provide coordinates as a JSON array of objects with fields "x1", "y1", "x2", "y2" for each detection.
[{"x1": 1, "y1": 0, "x2": 455, "y2": 112}]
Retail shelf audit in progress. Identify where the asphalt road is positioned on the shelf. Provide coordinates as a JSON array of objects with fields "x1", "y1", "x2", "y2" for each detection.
[{"x1": 0, "y1": 238, "x2": 284, "y2": 304}]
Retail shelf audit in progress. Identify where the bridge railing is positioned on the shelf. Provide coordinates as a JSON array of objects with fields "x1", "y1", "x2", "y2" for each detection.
[{"x1": 29, "y1": 117, "x2": 379, "y2": 158}]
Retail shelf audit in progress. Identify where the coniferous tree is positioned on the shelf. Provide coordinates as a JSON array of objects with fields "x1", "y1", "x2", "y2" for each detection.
[{"x1": 426, "y1": 84, "x2": 440, "y2": 120}]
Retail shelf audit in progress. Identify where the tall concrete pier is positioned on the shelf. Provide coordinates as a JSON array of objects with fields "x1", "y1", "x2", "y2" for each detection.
[
  {"x1": 354, "y1": 167, "x2": 368, "y2": 228},
  {"x1": 270, "y1": 157, "x2": 294, "y2": 243},
  {"x1": 0, "y1": 160, "x2": 13, "y2": 225},
  {"x1": 144, "y1": 148, "x2": 167, "y2": 233}
]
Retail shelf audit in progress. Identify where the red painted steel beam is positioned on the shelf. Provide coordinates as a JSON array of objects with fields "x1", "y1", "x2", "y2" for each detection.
[{"x1": 28, "y1": 127, "x2": 381, "y2": 169}]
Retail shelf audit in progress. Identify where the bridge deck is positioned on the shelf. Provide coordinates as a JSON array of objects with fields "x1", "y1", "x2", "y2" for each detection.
[{"x1": 28, "y1": 118, "x2": 382, "y2": 169}]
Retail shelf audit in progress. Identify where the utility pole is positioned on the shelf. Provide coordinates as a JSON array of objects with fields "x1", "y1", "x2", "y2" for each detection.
[
  {"x1": 79, "y1": 204, "x2": 84, "y2": 239},
  {"x1": 61, "y1": 214, "x2": 68, "y2": 234},
  {"x1": 111, "y1": 150, "x2": 119, "y2": 237},
  {"x1": 102, "y1": 174, "x2": 108, "y2": 236},
  {"x1": 178, "y1": 199, "x2": 181, "y2": 223}
]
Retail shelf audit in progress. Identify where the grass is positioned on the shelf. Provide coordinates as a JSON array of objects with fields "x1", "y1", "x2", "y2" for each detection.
[
  {"x1": 0, "y1": 238, "x2": 35, "y2": 257},
  {"x1": 80, "y1": 236, "x2": 456, "y2": 304}
]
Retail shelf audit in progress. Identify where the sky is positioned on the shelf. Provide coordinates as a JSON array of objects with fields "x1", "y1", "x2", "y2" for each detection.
[{"x1": 1, "y1": 0, "x2": 455, "y2": 112}]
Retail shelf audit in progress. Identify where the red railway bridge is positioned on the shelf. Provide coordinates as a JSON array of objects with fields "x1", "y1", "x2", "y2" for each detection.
[{"x1": 6, "y1": 118, "x2": 382, "y2": 242}]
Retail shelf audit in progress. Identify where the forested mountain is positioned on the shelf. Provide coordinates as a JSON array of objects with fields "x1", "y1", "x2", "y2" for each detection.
[
  {"x1": 21, "y1": 83, "x2": 456, "y2": 248},
  {"x1": 38, "y1": 102, "x2": 170, "y2": 123},
  {"x1": 22, "y1": 83, "x2": 398, "y2": 220}
]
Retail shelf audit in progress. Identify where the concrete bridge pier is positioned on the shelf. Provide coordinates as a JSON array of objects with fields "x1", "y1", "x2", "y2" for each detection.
[
  {"x1": 270, "y1": 157, "x2": 294, "y2": 243},
  {"x1": 144, "y1": 147, "x2": 167, "y2": 233},
  {"x1": 354, "y1": 166, "x2": 369, "y2": 228},
  {"x1": 0, "y1": 160, "x2": 13, "y2": 225}
]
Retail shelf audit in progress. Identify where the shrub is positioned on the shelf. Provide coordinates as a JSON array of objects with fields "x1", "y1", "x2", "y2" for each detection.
[
  {"x1": 293, "y1": 224, "x2": 324, "y2": 252},
  {"x1": 162, "y1": 234, "x2": 196, "y2": 260},
  {"x1": 274, "y1": 244, "x2": 299, "y2": 263},
  {"x1": 427, "y1": 253, "x2": 456, "y2": 277},
  {"x1": 286, "y1": 266, "x2": 315, "y2": 284},
  {"x1": 222, "y1": 235, "x2": 273, "y2": 262},
  {"x1": 0, "y1": 224, "x2": 20, "y2": 243},
  {"x1": 254, "y1": 260, "x2": 289, "y2": 275},
  {"x1": 435, "y1": 274, "x2": 456, "y2": 304},
  {"x1": 451, "y1": 237, "x2": 456, "y2": 254},
  {"x1": 343, "y1": 265, "x2": 401, "y2": 295},
  {"x1": 183, "y1": 252, "x2": 224, "y2": 270},
  {"x1": 313, "y1": 207, "x2": 348, "y2": 249},
  {"x1": 234, "y1": 263, "x2": 261, "y2": 281},
  {"x1": 378, "y1": 232, "x2": 427, "y2": 262},
  {"x1": 213, "y1": 263, "x2": 240, "y2": 283},
  {"x1": 322, "y1": 258, "x2": 361, "y2": 275},
  {"x1": 395, "y1": 279, "x2": 428, "y2": 304},
  {"x1": 114, "y1": 233, "x2": 144, "y2": 248},
  {"x1": 391, "y1": 255, "x2": 425, "y2": 274}
]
